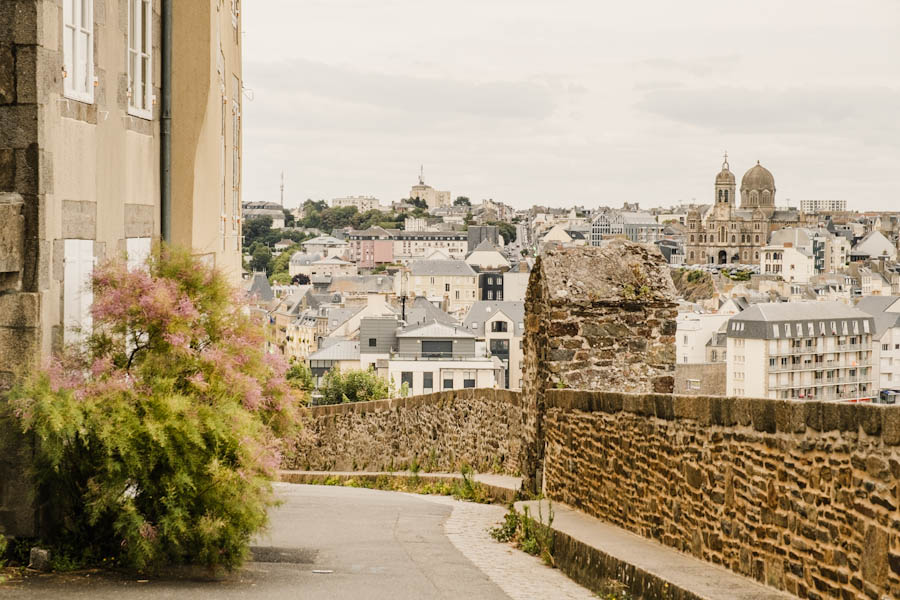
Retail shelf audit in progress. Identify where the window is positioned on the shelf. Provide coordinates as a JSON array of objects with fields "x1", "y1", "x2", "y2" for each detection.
[
  {"x1": 63, "y1": 0, "x2": 94, "y2": 102},
  {"x1": 63, "y1": 239, "x2": 95, "y2": 344},
  {"x1": 463, "y1": 371, "x2": 476, "y2": 388},
  {"x1": 445, "y1": 283, "x2": 450, "y2": 292},
  {"x1": 490, "y1": 339, "x2": 510, "y2": 354},
  {"x1": 883, "y1": 344, "x2": 890, "y2": 351},
  {"x1": 487, "y1": 291, "x2": 494, "y2": 300},
  {"x1": 443, "y1": 371, "x2": 454, "y2": 389},
  {"x1": 368, "y1": 338, "x2": 377, "y2": 347},
  {"x1": 400, "y1": 372, "x2": 413, "y2": 389},
  {"x1": 491, "y1": 321, "x2": 509, "y2": 333},
  {"x1": 422, "y1": 340, "x2": 453, "y2": 358},
  {"x1": 687, "y1": 379, "x2": 701, "y2": 391},
  {"x1": 127, "y1": 0, "x2": 152, "y2": 117},
  {"x1": 423, "y1": 372, "x2": 433, "y2": 390}
]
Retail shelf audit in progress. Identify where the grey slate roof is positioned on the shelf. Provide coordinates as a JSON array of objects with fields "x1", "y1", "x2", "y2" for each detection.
[
  {"x1": 307, "y1": 340, "x2": 360, "y2": 361},
  {"x1": 727, "y1": 301, "x2": 874, "y2": 340},
  {"x1": 245, "y1": 272, "x2": 274, "y2": 302},
  {"x1": 396, "y1": 321, "x2": 476, "y2": 339},
  {"x1": 409, "y1": 259, "x2": 476, "y2": 277},
  {"x1": 404, "y1": 296, "x2": 458, "y2": 327},
  {"x1": 855, "y1": 296, "x2": 900, "y2": 338},
  {"x1": 462, "y1": 301, "x2": 526, "y2": 335},
  {"x1": 328, "y1": 275, "x2": 394, "y2": 294}
]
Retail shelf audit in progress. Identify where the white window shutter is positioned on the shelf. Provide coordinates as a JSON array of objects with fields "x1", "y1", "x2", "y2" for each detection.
[{"x1": 63, "y1": 239, "x2": 94, "y2": 344}]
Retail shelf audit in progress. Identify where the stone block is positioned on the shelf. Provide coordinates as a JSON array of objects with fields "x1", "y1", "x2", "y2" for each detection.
[
  {"x1": 0, "y1": 148, "x2": 13, "y2": 190},
  {"x1": 0, "y1": 42, "x2": 13, "y2": 104},
  {"x1": 0, "y1": 104, "x2": 37, "y2": 148},
  {"x1": 0, "y1": 292, "x2": 39, "y2": 327},
  {"x1": 14, "y1": 44, "x2": 36, "y2": 104},
  {"x1": 61, "y1": 200, "x2": 96, "y2": 239},
  {"x1": 0, "y1": 194, "x2": 25, "y2": 274},
  {"x1": 28, "y1": 547, "x2": 50, "y2": 571},
  {"x1": 0, "y1": 324, "x2": 38, "y2": 374}
]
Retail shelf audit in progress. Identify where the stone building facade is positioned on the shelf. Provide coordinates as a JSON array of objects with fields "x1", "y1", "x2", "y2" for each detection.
[{"x1": 684, "y1": 156, "x2": 815, "y2": 265}]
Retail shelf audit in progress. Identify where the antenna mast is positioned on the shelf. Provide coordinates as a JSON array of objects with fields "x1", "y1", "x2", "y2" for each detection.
[{"x1": 280, "y1": 171, "x2": 285, "y2": 208}]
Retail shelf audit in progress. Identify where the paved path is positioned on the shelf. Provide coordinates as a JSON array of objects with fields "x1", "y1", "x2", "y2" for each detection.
[{"x1": 1, "y1": 484, "x2": 593, "y2": 599}]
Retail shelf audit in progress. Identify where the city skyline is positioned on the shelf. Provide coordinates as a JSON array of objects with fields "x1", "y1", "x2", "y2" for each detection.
[{"x1": 242, "y1": 0, "x2": 900, "y2": 212}]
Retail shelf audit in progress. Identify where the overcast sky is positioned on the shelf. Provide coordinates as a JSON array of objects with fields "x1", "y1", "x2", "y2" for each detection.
[{"x1": 242, "y1": 1, "x2": 900, "y2": 211}]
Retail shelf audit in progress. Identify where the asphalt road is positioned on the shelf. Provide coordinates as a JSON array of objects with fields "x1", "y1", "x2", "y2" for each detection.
[{"x1": 1, "y1": 484, "x2": 512, "y2": 599}]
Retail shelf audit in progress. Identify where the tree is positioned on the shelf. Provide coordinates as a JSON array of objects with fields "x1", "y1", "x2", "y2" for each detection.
[
  {"x1": 269, "y1": 243, "x2": 300, "y2": 283},
  {"x1": 486, "y1": 221, "x2": 517, "y2": 245},
  {"x1": 408, "y1": 197, "x2": 428, "y2": 210},
  {"x1": 286, "y1": 361, "x2": 314, "y2": 392},
  {"x1": 454, "y1": 196, "x2": 471, "y2": 207},
  {"x1": 250, "y1": 245, "x2": 273, "y2": 274},
  {"x1": 283, "y1": 209, "x2": 295, "y2": 228},
  {"x1": 317, "y1": 368, "x2": 391, "y2": 405},
  {"x1": 6, "y1": 246, "x2": 300, "y2": 571},
  {"x1": 291, "y1": 273, "x2": 310, "y2": 285}
]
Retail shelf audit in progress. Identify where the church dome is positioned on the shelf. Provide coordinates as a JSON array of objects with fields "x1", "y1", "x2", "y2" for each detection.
[
  {"x1": 741, "y1": 161, "x2": 775, "y2": 192},
  {"x1": 716, "y1": 168, "x2": 735, "y2": 185}
]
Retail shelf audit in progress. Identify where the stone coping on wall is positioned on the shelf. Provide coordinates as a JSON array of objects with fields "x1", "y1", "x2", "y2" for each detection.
[
  {"x1": 516, "y1": 499, "x2": 795, "y2": 600},
  {"x1": 303, "y1": 388, "x2": 524, "y2": 417},
  {"x1": 546, "y1": 389, "x2": 900, "y2": 443}
]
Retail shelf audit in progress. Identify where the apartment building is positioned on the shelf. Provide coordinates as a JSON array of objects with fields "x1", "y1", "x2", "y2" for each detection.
[
  {"x1": 394, "y1": 231, "x2": 468, "y2": 263},
  {"x1": 676, "y1": 313, "x2": 732, "y2": 364},
  {"x1": 331, "y1": 195, "x2": 380, "y2": 212},
  {"x1": 359, "y1": 318, "x2": 501, "y2": 396},
  {"x1": 404, "y1": 260, "x2": 478, "y2": 315},
  {"x1": 462, "y1": 302, "x2": 525, "y2": 389},
  {"x1": 800, "y1": 199, "x2": 847, "y2": 213},
  {"x1": 856, "y1": 296, "x2": 900, "y2": 396},
  {"x1": 760, "y1": 244, "x2": 815, "y2": 283},
  {"x1": 726, "y1": 302, "x2": 876, "y2": 402}
]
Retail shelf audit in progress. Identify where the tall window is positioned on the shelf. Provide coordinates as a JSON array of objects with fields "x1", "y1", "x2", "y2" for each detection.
[
  {"x1": 63, "y1": 0, "x2": 94, "y2": 102},
  {"x1": 128, "y1": 0, "x2": 152, "y2": 117},
  {"x1": 232, "y1": 76, "x2": 241, "y2": 233}
]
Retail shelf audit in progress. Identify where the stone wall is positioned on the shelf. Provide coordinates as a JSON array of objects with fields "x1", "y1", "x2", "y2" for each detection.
[
  {"x1": 283, "y1": 389, "x2": 524, "y2": 475},
  {"x1": 542, "y1": 389, "x2": 900, "y2": 600},
  {"x1": 520, "y1": 241, "x2": 678, "y2": 491}
]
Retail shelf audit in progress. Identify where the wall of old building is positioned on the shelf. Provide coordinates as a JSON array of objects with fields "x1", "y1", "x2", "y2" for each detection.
[{"x1": 674, "y1": 362, "x2": 727, "y2": 396}]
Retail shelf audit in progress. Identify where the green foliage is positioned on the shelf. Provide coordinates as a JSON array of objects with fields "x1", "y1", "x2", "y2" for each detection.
[
  {"x1": 407, "y1": 197, "x2": 428, "y2": 210},
  {"x1": 484, "y1": 221, "x2": 517, "y2": 245},
  {"x1": 6, "y1": 246, "x2": 300, "y2": 572},
  {"x1": 454, "y1": 196, "x2": 471, "y2": 207},
  {"x1": 317, "y1": 368, "x2": 392, "y2": 405},
  {"x1": 285, "y1": 361, "x2": 314, "y2": 392},
  {"x1": 268, "y1": 242, "x2": 301, "y2": 284},
  {"x1": 686, "y1": 269, "x2": 705, "y2": 283},
  {"x1": 489, "y1": 503, "x2": 555, "y2": 566},
  {"x1": 0, "y1": 535, "x2": 7, "y2": 568},
  {"x1": 250, "y1": 244, "x2": 273, "y2": 274}
]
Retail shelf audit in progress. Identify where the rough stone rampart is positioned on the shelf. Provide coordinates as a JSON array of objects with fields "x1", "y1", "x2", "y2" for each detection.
[
  {"x1": 543, "y1": 389, "x2": 900, "y2": 599},
  {"x1": 283, "y1": 389, "x2": 524, "y2": 475}
]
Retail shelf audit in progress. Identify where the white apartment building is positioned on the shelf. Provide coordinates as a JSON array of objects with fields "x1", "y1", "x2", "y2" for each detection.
[
  {"x1": 393, "y1": 231, "x2": 468, "y2": 262},
  {"x1": 760, "y1": 244, "x2": 815, "y2": 283},
  {"x1": 800, "y1": 199, "x2": 847, "y2": 213},
  {"x1": 726, "y1": 302, "x2": 876, "y2": 402},
  {"x1": 856, "y1": 296, "x2": 900, "y2": 396},
  {"x1": 331, "y1": 196, "x2": 381, "y2": 212},
  {"x1": 677, "y1": 313, "x2": 732, "y2": 364},
  {"x1": 463, "y1": 302, "x2": 526, "y2": 389}
]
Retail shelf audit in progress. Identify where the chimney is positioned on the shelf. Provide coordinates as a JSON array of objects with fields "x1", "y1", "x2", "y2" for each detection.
[{"x1": 784, "y1": 242, "x2": 793, "y2": 248}]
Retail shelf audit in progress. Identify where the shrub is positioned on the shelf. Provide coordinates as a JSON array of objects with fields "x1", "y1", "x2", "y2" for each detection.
[
  {"x1": 285, "y1": 361, "x2": 314, "y2": 392},
  {"x1": 317, "y1": 368, "x2": 391, "y2": 405},
  {"x1": 489, "y1": 503, "x2": 555, "y2": 566},
  {"x1": 6, "y1": 246, "x2": 300, "y2": 572}
]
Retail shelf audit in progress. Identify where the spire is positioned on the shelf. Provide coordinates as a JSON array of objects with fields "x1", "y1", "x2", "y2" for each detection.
[
  {"x1": 418, "y1": 165, "x2": 424, "y2": 185},
  {"x1": 722, "y1": 151, "x2": 729, "y2": 171}
]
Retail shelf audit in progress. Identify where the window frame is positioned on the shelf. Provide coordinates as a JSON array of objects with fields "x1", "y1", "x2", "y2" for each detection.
[
  {"x1": 127, "y1": 0, "x2": 153, "y2": 119},
  {"x1": 63, "y1": 0, "x2": 95, "y2": 103}
]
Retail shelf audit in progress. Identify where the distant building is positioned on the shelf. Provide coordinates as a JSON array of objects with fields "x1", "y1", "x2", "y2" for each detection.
[
  {"x1": 726, "y1": 302, "x2": 876, "y2": 402},
  {"x1": 243, "y1": 201, "x2": 285, "y2": 229},
  {"x1": 409, "y1": 168, "x2": 451, "y2": 210},
  {"x1": 685, "y1": 156, "x2": 814, "y2": 265},
  {"x1": 760, "y1": 244, "x2": 815, "y2": 283},
  {"x1": 463, "y1": 302, "x2": 526, "y2": 389},
  {"x1": 800, "y1": 199, "x2": 847, "y2": 213},
  {"x1": 405, "y1": 260, "x2": 478, "y2": 314},
  {"x1": 856, "y1": 296, "x2": 900, "y2": 397},
  {"x1": 468, "y1": 226, "x2": 501, "y2": 252},
  {"x1": 331, "y1": 196, "x2": 381, "y2": 212},
  {"x1": 302, "y1": 235, "x2": 350, "y2": 259}
]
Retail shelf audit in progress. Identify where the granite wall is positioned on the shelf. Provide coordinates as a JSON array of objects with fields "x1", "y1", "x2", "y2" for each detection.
[
  {"x1": 283, "y1": 389, "x2": 525, "y2": 475},
  {"x1": 542, "y1": 389, "x2": 900, "y2": 600}
]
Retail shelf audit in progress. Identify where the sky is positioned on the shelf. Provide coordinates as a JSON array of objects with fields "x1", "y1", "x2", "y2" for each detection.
[{"x1": 241, "y1": 1, "x2": 900, "y2": 212}]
